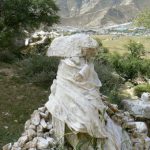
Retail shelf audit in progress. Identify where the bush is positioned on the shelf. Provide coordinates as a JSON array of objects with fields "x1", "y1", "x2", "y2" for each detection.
[
  {"x1": 125, "y1": 40, "x2": 145, "y2": 58},
  {"x1": 134, "y1": 84, "x2": 150, "y2": 97},
  {"x1": 94, "y1": 60, "x2": 123, "y2": 104},
  {"x1": 0, "y1": 50, "x2": 17, "y2": 63},
  {"x1": 18, "y1": 55, "x2": 59, "y2": 88}
]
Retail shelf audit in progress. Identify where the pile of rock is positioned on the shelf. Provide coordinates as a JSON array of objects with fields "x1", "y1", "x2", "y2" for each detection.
[
  {"x1": 3, "y1": 94, "x2": 150, "y2": 150},
  {"x1": 3, "y1": 107, "x2": 57, "y2": 150},
  {"x1": 102, "y1": 97, "x2": 150, "y2": 150},
  {"x1": 121, "y1": 93, "x2": 150, "y2": 146}
]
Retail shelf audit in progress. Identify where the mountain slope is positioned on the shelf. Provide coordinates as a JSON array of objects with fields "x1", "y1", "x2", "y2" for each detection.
[{"x1": 55, "y1": 0, "x2": 150, "y2": 27}]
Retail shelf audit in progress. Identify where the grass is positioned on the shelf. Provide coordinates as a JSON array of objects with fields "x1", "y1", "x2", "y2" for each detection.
[
  {"x1": 93, "y1": 35, "x2": 150, "y2": 58},
  {"x1": 0, "y1": 63, "x2": 50, "y2": 149}
]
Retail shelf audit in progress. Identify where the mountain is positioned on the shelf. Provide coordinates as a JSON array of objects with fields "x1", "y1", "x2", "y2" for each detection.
[{"x1": 55, "y1": 0, "x2": 150, "y2": 27}]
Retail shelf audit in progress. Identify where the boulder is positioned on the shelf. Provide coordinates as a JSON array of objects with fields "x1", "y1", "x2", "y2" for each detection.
[
  {"x1": 122, "y1": 99, "x2": 150, "y2": 119},
  {"x1": 31, "y1": 110, "x2": 40, "y2": 126},
  {"x1": 37, "y1": 137, "x2": 49, "y2": 149},
  {"x1": 2, "y1": 143, "x2": 12, "y2": 150}
]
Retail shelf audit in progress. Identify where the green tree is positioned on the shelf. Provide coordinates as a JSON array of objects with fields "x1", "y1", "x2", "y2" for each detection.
[
  {"x1": 0, "y1": 0, "x2": 59, "y2": 61},
  {"x1": 134, "y1": 9, "x2": 150, "y2": 29}
]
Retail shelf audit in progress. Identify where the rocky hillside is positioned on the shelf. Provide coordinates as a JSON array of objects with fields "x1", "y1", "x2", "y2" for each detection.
[{"x1": 55, "y1": 0, "x2": 150, "y2": 27}]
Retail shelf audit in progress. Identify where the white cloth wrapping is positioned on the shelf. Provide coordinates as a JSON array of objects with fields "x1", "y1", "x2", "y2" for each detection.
[
  {"x1": 47, "y1": 34, "x2": 98, "y2": 57},
  {"x1": 46, "y1": 58, "x2": 107, "y2": 138}
]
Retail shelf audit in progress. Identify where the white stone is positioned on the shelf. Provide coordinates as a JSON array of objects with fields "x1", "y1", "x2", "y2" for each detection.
[
  {"x1": 11, "y1": 147, "x2": 21, "y2": 150},
  {"x1": 37, "y1": 137, "x2": 49, "y2": 149},
  {"x1": 39, "y1": 112, "x2": 47, "y2": 119},
  {"x1": 13, "y1": 142, "x2": 19, "y2": 148},
  {"x1": 25, "y1": 120, "x2": 31, "y2": 130},
  {"x1": 24, "y1": 138, "x2": 37, "y2": 149},
  {"x1": 28, "y1": 148, "x2": 37, "y2": 150},
  {"x1": 49, "y1": 129, "x2": 54, "y2": 135},
  {"x1": 145, "y1": 137, "x2": 150, "y2": 149},
  {"x1": 46, "y1": 137, "x2": 55, "y2": 145},
  {"x1": 26, "y1": 129, "x2": 36, "y2": 140},
  {"x1": 43, "y1": 132, "x2": 50, "y2": 138},
  {"x1": 141, "y1": 92, "x2": 150, "y2": 102},
  {"x1": 2, "y1": 143, "x2": 12, "y2": 150},
  {"x1": 135, "y1": 122, "x2": 148, "y2": 134},
  {"x1": 31, "y1": 110, "x2": 40, "y2": 126},
  {"x1": 37, "y1": 125, "x2": 43, "y2": 133},
  {"x1": 40, "y1": 118, "x2": 47, "y2": 128},
  {"x1": 18, "y1": 135, "x2": 28, "y2": 147},
  {"x1": 38, "y1": 107, "x2": 46, "y2": 113},
  {"x1": 122, "y1": 99, "x2": 150, "y2": 119},
  {"x1": 29, "y1": 124, "x2": 36, "y2": 130},
  {"x1": 47, "y1": 123, "x2": 53, "y2": 130}
]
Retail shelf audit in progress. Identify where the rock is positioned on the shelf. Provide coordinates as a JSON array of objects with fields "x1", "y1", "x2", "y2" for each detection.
[
  {"x1": 37, "y1": 125, "x2": 43, "y2": 133},
  {"x1": 46, "y1": 137, "x2": 55, "y2": 146},
  {"x1": 47, "y1": 123, "x2": 53, "y2": 130},
  {"x1": 18, "y1": 135, "x2": 28, "y2": 147},
  {"x1": 135, "y1": 122, "x2": 148, "y2": 135},
  {"x1": 25, "y1": 120, "x2": 31, "y2": 130},
  {"x1": 38, "y1": 107, "x2": 46, "y2": 113},
  {"x1": 24, "y1": 138, "x2": 37, "y2": 149},
  {"x1": 49, "y1": 129, "x2": 54, "y2": 135},
  {"x1": 40, "y1": 118, "x2": 47, "y2": 128},
  {"x1": 37, "y1": 137, "x2": 49, "y2": 149},
  {"x1": 29, "y1": 124, "x2": 36, "y2": 130},
  {"x1": 26, "y1": 129, "x2": 36, "y2": 140},
  {"x1": 11, "y1": 147, "x2": 21, "y2": 150},
  {"x1": 122, "y1": 99, "x2": 150, "y2": 119},
  {"x1": 39, "y1": 112, "x2": 48, "y2": 119},
  {"x1": 144, "y1": 137, "x2": 150, "y2": 149},
  {"x1": 31, "y1": 110, "x2": 40, "y2": 126},
  {"x1": 44, "y1": 132, "x2": 50, "y2": 138},
  {"x1": 141, "y1": 92, "x2": 150, "y2": 102},
  {"x1": 28, "y1": 148, "x2": 37, "y2": 150},
  {"x1": 2, "y1": 143, "x2": 12, "y2": 150}
]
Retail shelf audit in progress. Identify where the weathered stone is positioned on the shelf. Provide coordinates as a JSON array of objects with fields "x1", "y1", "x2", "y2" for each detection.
[
  {"x1": 28, "y1": 148, "x2": 37, "y2": 150},
  {"x1": 141, "y1": 92, "x2": 150, "y2": 102},
  {"x1": 39, "y1": 112, "x2": 48, "y2": 119},
  {"x1": 29, "y1": 124, "x2": 36, "y2": 130},
  {"x1": 25, "y1": 120, "x2": 31, "y2": 130},
  {"x1": 11, "y1": 147, "x2": 21, "y2": 150},
  {"x1": 2, "y1": 143, "x2": 12, "y2": 150},
  {"x1": 47, "y1": 123, "x2": 53, "y2": 130},
  {"x1": 135, "y1": 122, "x2": 148, "y2": 135},
  {"x1": 49, "y1": 129, "x2": 54, "y2": 135},
  {"x1": 31, "y1": 110, "x2": 41, "y2": 126},
  {"x1": 40, "y1": 118, "x2": 47, "y2": 128},
  {"x1": 43, "y1": 132, "x2": 50, "y2": 138},
  {"x1": 144, "y1": 137, "x2": 150, "y2": 150},
  {"x1": 38, "y1": 107, "x2": 46, "y2": 113},
  {"x1": 122, "y1": 99, "x2": 150, "y2": 119},
  {"x1": 37, "y1": 125, "x2": 43, "y2": 133},
  {"x1": 18, "y1": 135, "x2": 28, "y2": 147},
  {"x1": 46, "y1": 137, "x2": 55, "y2": 146},
  {"x1": 24, "y1": 138, "x2": 37, "y2": 149},
  {"x1": 26, "y1": 129, "x2": 36, "y2": 140},
  {"x1": 37, "y1": 137, "x2": 49, "y2": 149}
]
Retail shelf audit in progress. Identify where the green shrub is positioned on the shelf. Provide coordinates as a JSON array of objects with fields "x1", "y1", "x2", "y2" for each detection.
[
  {"x1": 134, "y1": 84, "x2": 150, "y2": 97},
  {"x1": 125, "y1": 40, "x2": 145, "y2": 58},
  {"x1": 0, "y1": 50, "x2": 17, "y2": 63},
  {"x1": 94, "y1": 60, "x2": 123, "y2": 104},
  {"x1": 17, "y1": 55, "x2": 59, "y2": 88}
]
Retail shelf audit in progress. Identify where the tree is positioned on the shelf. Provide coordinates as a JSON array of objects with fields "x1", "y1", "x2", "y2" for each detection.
[
  {"x1": 134, "y1": 9, "x2": 150, "y2": 29},
  {"x1": 0, "y1": 0, "x2": 59, "y2": 57}
]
